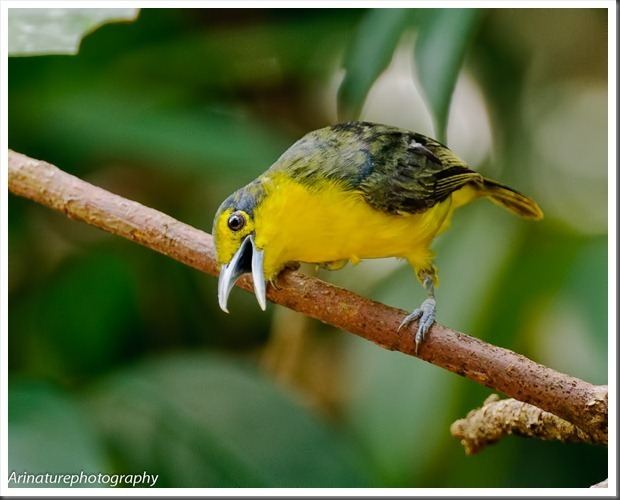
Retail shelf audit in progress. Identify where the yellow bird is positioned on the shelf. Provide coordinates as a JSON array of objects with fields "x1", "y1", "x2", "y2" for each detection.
[{"x1": 213, "y1": 121, "x2": 542, "y2": 350}]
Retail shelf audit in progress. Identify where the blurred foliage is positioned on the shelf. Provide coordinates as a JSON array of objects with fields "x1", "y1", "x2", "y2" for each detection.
[
  {"x1": 8, "y1": 8, "x2": 608, "y2": 488},
  {"x1": 413, "y1": 8, "x2": 481, "y2": 142},
  {"x1": 338, "y1": 7, "x2": 480, "y2": 141},
  {"x1": 9, "y1": 382, "x2": 109, "y2": 485},
  {"x1": 85, "y1": 353, "x2": 370, "y2": 487},
  {"x1": 338, "y1": 9, "x2": 413, "y2": 121}
]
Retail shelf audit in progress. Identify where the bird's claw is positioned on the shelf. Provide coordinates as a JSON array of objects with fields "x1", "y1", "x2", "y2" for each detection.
[{"x1": 398, "y1": 297, "x2": 436, "y2": 354}]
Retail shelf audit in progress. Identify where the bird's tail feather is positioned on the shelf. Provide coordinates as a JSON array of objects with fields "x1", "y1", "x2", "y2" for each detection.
[{"x1": 479, "y1": 178, "x2": 543, "y2": 220}]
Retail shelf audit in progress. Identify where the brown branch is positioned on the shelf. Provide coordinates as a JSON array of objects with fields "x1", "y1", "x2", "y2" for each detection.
[
  {"x1": 7, "y1": 150, "x2": 608, "y2": 442},
  {"x1": 450, "y1": 394, "x2": 606, "y2": 455}
]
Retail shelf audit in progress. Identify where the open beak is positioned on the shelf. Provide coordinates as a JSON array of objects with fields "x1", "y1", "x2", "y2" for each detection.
[{"x1": 218, "y1": 234, "x2": 266, "y2": 313}]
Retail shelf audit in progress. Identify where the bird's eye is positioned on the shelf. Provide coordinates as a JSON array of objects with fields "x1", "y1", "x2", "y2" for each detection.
[{"x1": 227, "y1": 212, "x2": 246, "y2": 231}]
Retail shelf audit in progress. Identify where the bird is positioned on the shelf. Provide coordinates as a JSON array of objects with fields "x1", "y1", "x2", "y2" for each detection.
[{"x1": 212, "y1": 121, "x2": 543, "y2": 351}]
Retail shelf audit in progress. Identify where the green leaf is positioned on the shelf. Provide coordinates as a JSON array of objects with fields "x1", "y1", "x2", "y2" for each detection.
[
  {"x1": 84, "y1": 353, "x2": 370, "y2": 487},
  {"x1": 413, "y1": 9, "x2": 481, "y2": 142},
  {"x1": 338, "y1": 9, "x2": 413, "y2": 120},
  {"x1": 8, "y1": 8, "x2": 139, "y2": 56},
  {"x1": 12, "y1": 251, "x2": 139, "y2": 378},
  {"x1": 9, "y1": 382, "x2": 108, "y2": 487}
]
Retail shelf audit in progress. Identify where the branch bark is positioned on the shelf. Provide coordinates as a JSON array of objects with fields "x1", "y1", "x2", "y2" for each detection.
[
  {"x1": 450, "y1": 394, "x2": 606, "y2": 455},
  {"x1": 7, "y1": 150, "x2": 608, "y2": 442}
]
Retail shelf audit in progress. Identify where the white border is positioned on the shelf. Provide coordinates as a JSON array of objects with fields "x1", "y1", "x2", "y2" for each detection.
[
  {"x1": 606, "y1": 0, "x2": 617, "y2": 493},
  {"x1": 1, "y1": 0, "x2": 616, "y2": 497},
  {"x1": 0, "y1": 0, "x2": 617, "y2": 8}
]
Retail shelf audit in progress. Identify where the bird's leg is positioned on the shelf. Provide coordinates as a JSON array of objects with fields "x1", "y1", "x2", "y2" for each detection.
[
  {"x1": 398, "y1": 268, "x2": 437, "y2": 354},
  {"x1": 318, "y1": 259, "x2": 348, "y2": 271},
  {"x1": 270, "y1": 261, "x2": 301, "y2": 290}
]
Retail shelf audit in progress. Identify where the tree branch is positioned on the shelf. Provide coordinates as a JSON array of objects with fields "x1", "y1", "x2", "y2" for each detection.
[
  {"x1": 7, "y1": 150, "x2": 608, "y2": 442},
  {"x1": 450, "y1": 394, "x2": 606, "y2": 455}
]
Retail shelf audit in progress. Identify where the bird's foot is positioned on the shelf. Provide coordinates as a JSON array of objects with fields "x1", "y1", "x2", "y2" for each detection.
[
  {"x1": 398, "y1": 297, "x2": 436, "y2": 354},
  {"x1": 318, "y1": 259, "x2": 348, "y2": 271},
  {"x1": 269, "y1": 262, "x2": 302, "y2": 291}
]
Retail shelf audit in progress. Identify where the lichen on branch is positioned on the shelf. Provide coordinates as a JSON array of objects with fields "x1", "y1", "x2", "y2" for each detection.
[{"x1": 450, "y1": 394, "x2": 607, "y2": 455}]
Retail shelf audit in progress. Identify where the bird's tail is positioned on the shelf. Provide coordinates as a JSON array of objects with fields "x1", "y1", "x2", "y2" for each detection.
[{"x1": 478, "y1": 178, "x2": 543, "y2": 220}]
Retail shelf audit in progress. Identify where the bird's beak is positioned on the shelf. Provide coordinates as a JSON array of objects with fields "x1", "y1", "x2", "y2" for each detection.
[{"x1": 218, "y1": 234, "x2": 266, "y2": 313}]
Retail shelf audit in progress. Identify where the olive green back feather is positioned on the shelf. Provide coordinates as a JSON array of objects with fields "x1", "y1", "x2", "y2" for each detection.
[
  {"x1": 268, "y1": 121, "x2": 480, "y2": 214},
  {"x1": 220, "y1": 121, "x2": 541, "y2": 221}
]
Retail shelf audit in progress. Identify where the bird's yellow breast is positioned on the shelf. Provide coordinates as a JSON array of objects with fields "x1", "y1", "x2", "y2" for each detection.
[{"x1": 253, "y1": 173, "x2": 454, "y2": 279}]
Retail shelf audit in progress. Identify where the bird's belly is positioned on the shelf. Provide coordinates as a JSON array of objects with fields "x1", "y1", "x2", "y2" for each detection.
[
  {"x1": 294, "y1": 213, "x2": 436, "y2": 261},
  {"x1": 255, "y1": 177, "x2": 452, "y2": 278}
]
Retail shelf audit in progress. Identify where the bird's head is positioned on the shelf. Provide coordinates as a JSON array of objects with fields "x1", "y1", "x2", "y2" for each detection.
[{"x1": 212, "y1": 180, "x2": 266, "y2": 313}]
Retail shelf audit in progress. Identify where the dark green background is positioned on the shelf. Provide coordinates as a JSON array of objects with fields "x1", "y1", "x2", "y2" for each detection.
[{"x1": 8, "y1": 8, "x2": 608, "y2": 488}]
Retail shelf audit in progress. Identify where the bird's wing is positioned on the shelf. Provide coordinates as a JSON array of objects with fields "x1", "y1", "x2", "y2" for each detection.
[
  {"x1": 269, "y1": 122, "x2": 482, "y2": 215},
  {"x1": 358, "y1": 130, "x2": 482, "y2": 215}
]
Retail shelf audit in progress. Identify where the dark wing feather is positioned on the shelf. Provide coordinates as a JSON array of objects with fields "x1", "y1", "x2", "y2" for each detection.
[
  {"x1": 270, "y1": 121, "x2": 482, "y2": 215},
  {"x1": 433, "y1": 166, "x2": 483, "y2": 199},
  {"x1": 357, "y1": 126, "x2": 482, "y2": 214}
]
